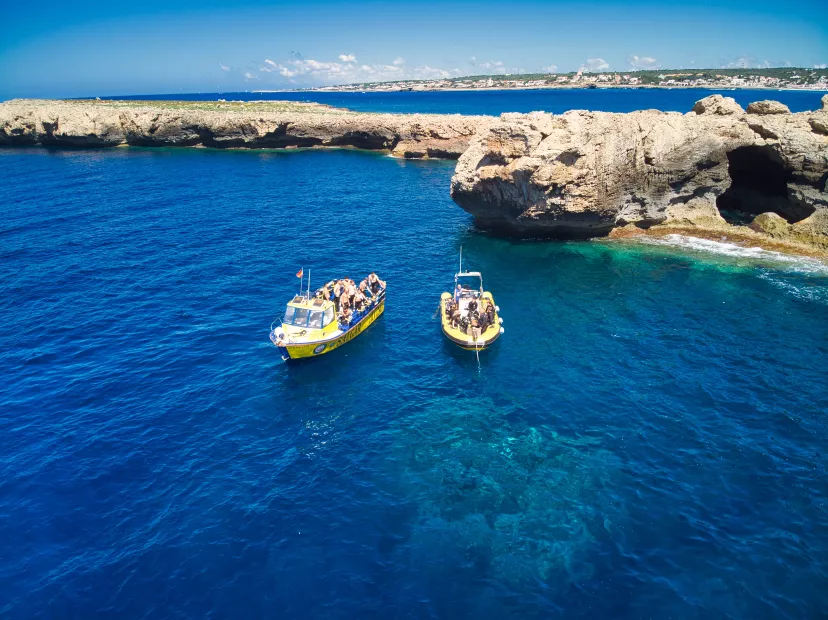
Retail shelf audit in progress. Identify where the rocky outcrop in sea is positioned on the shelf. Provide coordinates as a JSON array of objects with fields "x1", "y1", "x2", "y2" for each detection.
[
  {"x1": 3, "y1": 95, "x2": 828, "y2": 252},
  {"x1": 0, "y1": 99, "x2": 494, "y2": 159},
  {"x1": 451, "y1": 95, "x2": 828, "y2": 251}
]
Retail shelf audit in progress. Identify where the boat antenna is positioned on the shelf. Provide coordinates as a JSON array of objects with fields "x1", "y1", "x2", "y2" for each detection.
[
  {"x1": 459, "y1": 246, "x2": 463, "y2": 274},
  {"x1": 298, "y1": 267, "x2": 303, "y2": 296},
  {"x1": 307, "y1": 268, "x2": 311, "y2": 300}
]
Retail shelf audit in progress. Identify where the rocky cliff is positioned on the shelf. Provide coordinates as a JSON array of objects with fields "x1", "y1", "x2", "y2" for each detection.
[
  {"x1": 451, "y1": 95, "x2": 828, "y2": 250},
  {"x1": 0, "y1": 99, "x2": 494, "y2": 159}
]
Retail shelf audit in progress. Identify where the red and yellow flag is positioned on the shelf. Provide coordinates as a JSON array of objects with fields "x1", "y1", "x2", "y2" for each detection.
[{"x1": 296, "y1": 268, "x2": 303, "y2": 279}]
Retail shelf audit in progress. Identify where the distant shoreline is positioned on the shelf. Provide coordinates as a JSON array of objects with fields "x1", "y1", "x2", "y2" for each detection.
[{"x1": 252, "y1": 85, "x2": 828, "y2": 94}]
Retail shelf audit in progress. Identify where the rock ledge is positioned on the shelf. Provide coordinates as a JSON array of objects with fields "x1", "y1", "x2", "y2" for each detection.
[{"x1": 450, "y1": 95, "x2": 828, "y2": 250}]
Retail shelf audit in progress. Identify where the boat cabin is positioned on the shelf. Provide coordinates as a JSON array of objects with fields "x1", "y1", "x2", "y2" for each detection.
[{"x1": 281, "y1": 296, "x2": 338, "y2": 336}]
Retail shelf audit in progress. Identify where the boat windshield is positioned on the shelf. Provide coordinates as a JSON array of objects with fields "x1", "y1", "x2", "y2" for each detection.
[
  {"x1": 308, "y1": 310, "x2": 324, "y2": 329},
  {"x1": 283, "y1": 304, "x2": 335, "y2": 328},
  {"x1": 455, "y1": 276, "x2": 483, "y2": 295},
  {"x1": 283, "y1": 306, "x2": 311, "y2": 327}
]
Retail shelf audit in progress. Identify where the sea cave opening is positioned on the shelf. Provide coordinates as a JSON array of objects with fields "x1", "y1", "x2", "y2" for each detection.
[{"x1": 716, "y1": 145, "x2": 815, "y2": 225}]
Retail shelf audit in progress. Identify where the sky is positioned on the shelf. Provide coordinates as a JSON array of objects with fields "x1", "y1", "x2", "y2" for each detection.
[{"x1": 1, "y1": 0, "x2": 826, "y2": 98}]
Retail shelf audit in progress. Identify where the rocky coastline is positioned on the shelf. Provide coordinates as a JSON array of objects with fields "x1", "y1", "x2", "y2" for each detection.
[
  {"x1": 451, "y1": 94, "x2": 828, "y2": 254},
  {"x1": 3, "y1": 95, "x2": 827, "y2": 255},
  {"x1": 0, "y1": 99, "x2": 493, "y2": 159}
]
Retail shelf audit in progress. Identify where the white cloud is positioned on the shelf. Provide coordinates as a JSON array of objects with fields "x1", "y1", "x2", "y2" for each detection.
[
  {"x1": 260, "y1": 59, "x2": 279, "y2": 72},
  {"x1": 543, "y1": 64, "x2": 558, "y2": 73},
  {"x1": 338, "y1": 54, "x2": 357, "y2": 63},
  {"x1": 244, "y1": 71, "x2": 258, "y2": 80},
  {"x1": 475, "y1": 60, "x2": 506, "y2": 74},
  {"x1": 253, "y1": 54, "x2": 481, "y2": 84},
  {"x1": 583, "y1": 58, "x2": 610, "y2": 71},
  {"x1": 628, "y1": 55, "x2": 659, "y2": 70},
  {"x1": 219, "y1": 63, "x2": 231, "y2": 72},
  {"x1": 815, "y1": 63, "x2": 827, "y2": 69},
  {"x1": 410, "y1": 65, "x2": 452, "y2": 79},
  {"x1": 725, "y1": 55, "x2": 755, "y2": 69}
]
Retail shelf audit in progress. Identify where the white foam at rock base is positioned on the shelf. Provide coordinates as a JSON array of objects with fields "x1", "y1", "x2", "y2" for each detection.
[{"x1": 633, "y1": 234, "x2": 828, "y2": 275}]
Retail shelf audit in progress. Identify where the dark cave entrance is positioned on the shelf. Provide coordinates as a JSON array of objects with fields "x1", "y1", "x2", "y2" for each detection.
[{"x1": 716, "y1": 145, "x2": 815, "y2": 225}]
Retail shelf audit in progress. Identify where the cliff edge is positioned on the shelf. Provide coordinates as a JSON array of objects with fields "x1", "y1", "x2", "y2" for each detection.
[
  {"x1": 0, "y1": 99, "x2": 494, "y2": 159},
  {"x1": 451, "y1": 95, "x2": 828, "y2": 250}
]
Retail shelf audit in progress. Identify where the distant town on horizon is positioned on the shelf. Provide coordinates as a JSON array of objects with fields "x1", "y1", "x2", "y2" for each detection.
[{"x1": 278, "y1": 66, "x2": 828, "y2": 93}]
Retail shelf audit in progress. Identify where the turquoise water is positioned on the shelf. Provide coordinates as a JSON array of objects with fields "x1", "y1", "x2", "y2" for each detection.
[
  {"x1": 111, "y1": 87, "x2": 828, "y2": 115},
  {"x1": 1, "y1": 147, "x2": 827, "y2": 618}
]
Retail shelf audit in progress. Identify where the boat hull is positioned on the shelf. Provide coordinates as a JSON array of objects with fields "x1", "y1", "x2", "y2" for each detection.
[
  {"x1": 439, "y1": 292, "x2": 502, "y2": 351},
  {"x1": 278, "y1": 297, "x2": 385, "y2": 360}
]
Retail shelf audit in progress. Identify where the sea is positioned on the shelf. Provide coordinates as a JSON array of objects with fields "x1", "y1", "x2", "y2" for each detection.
[
  {"x1": 108, "y1": 87, "x2": 828, "y2": 115},
  {"x1": 1, "y1": 89, "x2": 827, "y2": 619}
]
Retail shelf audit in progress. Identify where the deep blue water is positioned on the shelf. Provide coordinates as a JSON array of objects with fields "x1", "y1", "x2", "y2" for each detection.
[
  {"x1": 108, "y1": 88, "x2": 828, "y2": 115},
  {"x1": 2, "y1": 146, "x2": 828, "y2": 619}
]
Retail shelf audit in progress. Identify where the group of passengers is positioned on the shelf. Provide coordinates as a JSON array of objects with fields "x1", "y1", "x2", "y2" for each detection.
[
  {"x1": 445, "y1": 290, "x2": 496, "y2": 337},
  {"x1": 317, "y1": 272, "x2": 385, "y2": 325}
]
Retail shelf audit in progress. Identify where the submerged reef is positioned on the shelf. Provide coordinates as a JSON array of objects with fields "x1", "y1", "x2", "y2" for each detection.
[
  {"x1": 383, "y1": 397, "x2": 625, "y2": 590},
  {"x1": 451, "y1": 94, "x2": 828, "y2": 252},
  {"x1": 0, "y1": 99, "x2": 493, "y2": 159}
]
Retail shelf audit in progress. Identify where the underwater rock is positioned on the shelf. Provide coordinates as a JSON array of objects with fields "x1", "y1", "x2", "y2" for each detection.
[{"x1": 383, "y1": 396, "x2": 625, "y2": 589}]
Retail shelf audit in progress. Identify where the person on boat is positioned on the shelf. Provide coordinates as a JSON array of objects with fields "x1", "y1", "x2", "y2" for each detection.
[
  {"x1": 485, "y1": 301, "x2": 495, "y2": 324},
  {"x1": 340, "y1": 305, "x2": 352, "y2": 324},
  {"x1": 467, "y1": 298, "x2": 478, "y2": 314},
  {"x1": 346, "y1": 281, "x2": 357, "y2": 307},
  {"x1": 470, "y1": 317, "x2": 481, "y2": 340},
  {"x1": 368, "y1": 273, "x2": 385, "y2": 295},
  {"x1": 451, "y1": 309, "x2": 462, "y2": 329},
  {"x1": 359, "y1": 279, "x2": 372, "y2": 298},
  {"x1": 454, "y1": 284, "x2": 463, "y2": 301},
  {"x1": 478, "y1": 311, "x2": 489, "y2": 333},
  {"x1": 353, "y1": 289, "x2": 365, "y2": 312},
  {"x1": 331, "y1": 281, "x2": 342, "y2": 308}
]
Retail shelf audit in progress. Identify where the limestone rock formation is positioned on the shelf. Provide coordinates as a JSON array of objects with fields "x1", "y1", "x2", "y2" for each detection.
[
  {"x1": 746, "y1": 100, "x2": 791, "y2": 115},
  {"x1": 451, "y1": 96, "x2": 828, "y2": 249},
  {"x1": 0, "y1": 99, "x2": 494, "y2": 159},
  {"x1": 692, "y1": 94, "x2": 745, "y2": 116}
]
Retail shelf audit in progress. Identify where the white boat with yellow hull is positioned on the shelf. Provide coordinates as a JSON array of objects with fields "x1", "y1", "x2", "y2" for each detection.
[
  {"x1": 440, "y1": 268, "x2": 503, "y2": 351},
  {"x1": 270, "y1": 278, "x2": 385, "y2": 360}
]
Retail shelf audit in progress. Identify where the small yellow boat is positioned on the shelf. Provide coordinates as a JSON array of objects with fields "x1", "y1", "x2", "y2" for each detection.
[
  {"x1": 269, "y1": 273, "x2": 386, "y2": 360},
  {"x1": 439, "y1": 262, "x2": 503, "y2": 351}
]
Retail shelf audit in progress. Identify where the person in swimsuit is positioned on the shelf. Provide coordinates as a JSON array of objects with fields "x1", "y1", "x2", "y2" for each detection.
[
  {"x1": 354, "y1": 289, "x2": 365, "y2": 312},
  {"x1": 368, "y1": 273, "x2": 385, "y2": 295}
]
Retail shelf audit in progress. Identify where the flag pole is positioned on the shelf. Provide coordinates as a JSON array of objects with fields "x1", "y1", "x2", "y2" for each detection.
[
  {"x1": 307, "y1": 269, "x2": 311, "y2": 299},
  {"x1": 299, "y1": 267, "x2": 303, "y2": 296}
]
